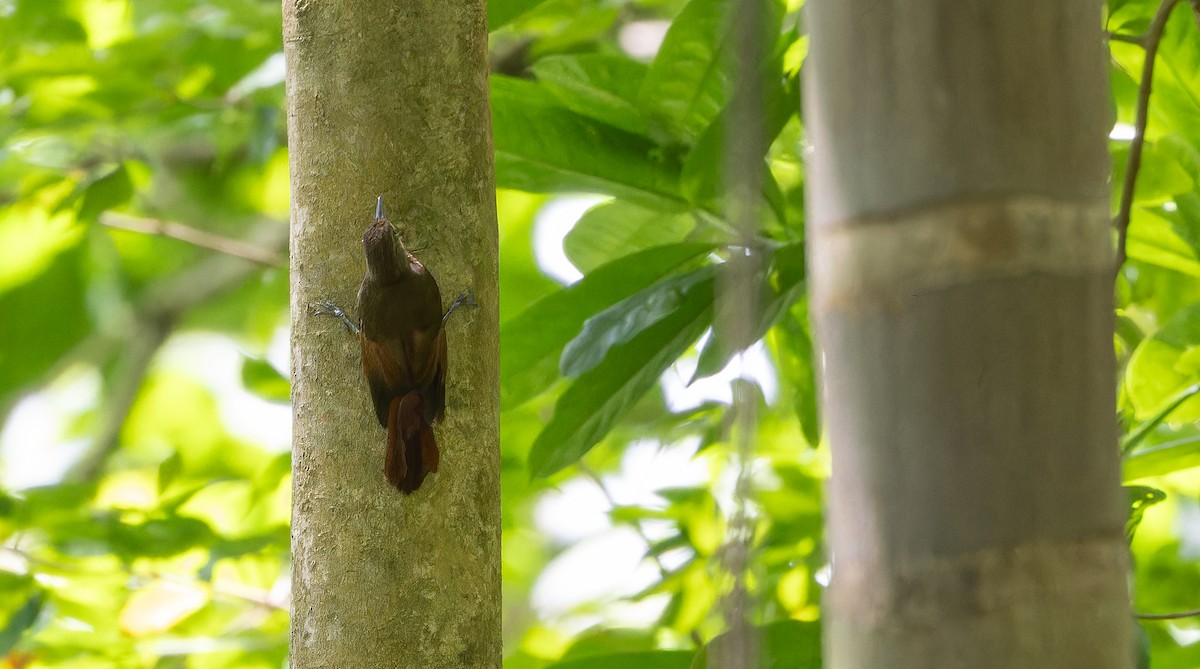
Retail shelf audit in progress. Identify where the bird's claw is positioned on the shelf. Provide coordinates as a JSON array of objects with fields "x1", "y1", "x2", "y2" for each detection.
[
  {"x1": 311, "y1": 300, "x2": 360, "y2": 335},
  {"x1": 440, "y1": 290, "x2": 478, "y2": 329}
]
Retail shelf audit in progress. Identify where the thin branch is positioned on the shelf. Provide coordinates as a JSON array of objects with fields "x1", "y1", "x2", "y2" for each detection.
[
  {"x1": 63, "y1": 325, "x2": 170, "y2": 483},
  {"x1": 147, "y1": 572, "x2": 288, "y2": 612},
  {"x1": 64, "y1": 220, "x2": 288, "y2": 483},
  {"x1": 1114, "y1": 0, "x2": 1182, "y2": 275},
  {"x1": 100, "y1": 212, "x2": 284, "y2": 266},
  {"x1": 1136, "y1": 607, "x2": 1200, "y2": 620}
]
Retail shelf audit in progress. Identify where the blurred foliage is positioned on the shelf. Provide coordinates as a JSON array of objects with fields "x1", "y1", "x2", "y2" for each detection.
[
  {"x1": 2, "y1": 0, "x2": 1200, "y2": 666},
  {"x1": 0, "y1": 0, "x2": 291, "y2": 666}
]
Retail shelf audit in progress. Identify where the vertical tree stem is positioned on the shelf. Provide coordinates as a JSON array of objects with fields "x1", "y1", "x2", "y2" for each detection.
[
  {"x1": 284, "y1": 0, "x2": 501, "y2": 666},
  {"x1": 805, "y1": 1, "x2": 1130, "y2": 666}
]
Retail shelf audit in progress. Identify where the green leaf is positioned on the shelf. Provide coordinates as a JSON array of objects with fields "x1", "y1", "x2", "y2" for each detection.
[
  {"x1": 0, "y1": 592, "x2": 44, "y2": 656},
  {"x1": 0, "y1": 490, "x2": 15, "y2": 518},
  {"x1": 638, "y1": 0, "x2": 732, "y2": 142},
  {"x1": 0, "y1": 242, "x2": 91, "y2": 404},
  {"x1": 10, "y1": 483, "x2": 96, "y2": 529},
  {"x1": 561, "y1": 266, "x2": 714, "y2": 378},
  {"x1": 1121, "y1": 382, "x2": 1200, "y2": 454},
  {"x1": 690, "y1": 244, "x2": 804, "y2": 383},
  {"x1": 491, "y1": 76, "x2": 686, "y2": 210},
  {"x1": 501, "y1": 242, "x2": 717, "y2": 409},
  {"x1": 1126, "y1": 302, "x2": 1200, "y2": 420},
  {"x1": 241, "y1": 355, "x2": 290, "y2": 403},
  {"x1": 158, "y1": 452, "x2": 184, "y2": 493},
  {"x1": 775, "y1": 303, "x2": 820, "y2": 448},
  {"x1": 692, "y1": 619, "x2": 821, "y2": 669},
  {"x1": 1123, "y1": 434, "x2": 1200, "y2": 480},
  {"x1": 639, "y1": 0, "x2": 786, "y2": 144},
  {"x1": 158, "y1": 479, "x2": 218, "y2": 515},
  {"x1": 1124, "y1": 485, "x2": 1166, "y2": 539},
  {"x1": 532, "y1": 54, "x2": 651, "y2": 136},
  {"x1": 1168, "y1": 191, "x2": 1200, "y2": 260},
  {"x1": 209, "y1": 524, "x2": 289, "y2": 562},
  {"x1": 680, "y1": 73, "x2": 800, "y2": 219},
  {"x1": 8, "y1": 9, "x2": 86, "y2": 44},
  {"x1": 253, "y1": 451, "x2": 293, "y2": 497},
  {"x1": 1125, "y1": 208, "x2": 1200, "y2": 276},
  {"x1": 1112, "y1": 141, "x2": 1195, "y2": 209},
  {"x1": 529, "y1": 281, "x2": 713, "y2": 477},
  {"x1": 1107, "y1": 0, "x2": 1155, "y2": 34},
  {"x1": 77, "y1": 163, "x2": 133, "y2": 222},
  {"x1": 509, "y1": 2, "x2": 620, "y2": 56},
  {"x1": 772, "y1": 238, "x2": 806, "y2": 288},
  {"x1": 561, "y1": 629, "x2": 658, "y2": 660},
  {"x1": 1126, "y1": 208, "x2": 1200, "y2": 276},
  {"x1": 546, "y1": 651, "x2": 695, "y2": 669},
  {"x1": 1142, "y1": 8, "x2": 1200, "y2": 146},
  {"x1": 1134, "y1": 619, "x2": 1150, "y2": 669},
  {"x1": 110, "y1": 516, "x2": 216, "y2": 559},
  {"x1": 1116, "y1": 313, "x2": 1145, "y2": 358},
  {"x1": 761, "y1": 169, "x2": 789, "y2": 230},
  {"x1": 564, "y1": 200, "x2": 697, "y2": 274}
]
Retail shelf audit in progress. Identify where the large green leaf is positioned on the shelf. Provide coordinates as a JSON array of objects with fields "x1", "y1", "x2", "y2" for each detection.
[
  {"x1": 1125, "y1": 208, "x2": 1200, "y2": 277},
  {"x1": 491, "y1": 76, "x2": 686, "y2": 210},
  {"x1": 690, "y1": 243, "x2": 804, "y2": 383},
  {"x1": 693, "y1": 619, "x2": 821, "y2": 669},
  {"x1": 638, "y1": 0, "x2": 786, "y2": 145},
  {"x1": 638, "y1": 0, "x2": 732, "y2": 142},
  {"x1": 108, "y1": 515, "x2": 217, "y2": 560},
  {"x1": 1145, "y1": 7, "x2": 1200, "y2": 147},
  {"x1": 488, "y1": 0, "x2": 549, "y2": 30},
  {"x1": 1168, "y1": 190, "x2": 1200, "y2": 260},
  {"x1": 0, "y1": 241, "x2": 91, "y2": 404},
  {"x1": 531, "y1": 54, "x2": 651, "y2": 136},
  {"x1": 775, "y1": 303, "x2": 820, "y2": 448},
  {"x1": 563, "y1": 200, "x2": 698, "y2": 274},
  {"x1": 1126, "y1": 302, "x2": 1200, "y2": 420},
  {"x1": 1110, "y1": 8, "x2": 1200, "y2": 153},
  {"x1": 0, "y1": 592, "x2": 44, "y2": 656},
  {"x1": 501, "y1": 243, "x2": 717, "y2": 408},
  {"x1": 1107, "y1": 0, "x2": 1157, "y2": 35},
  {"x1": 1111, "y1": 141, "x2": 1195, "y2": 211},
  {"x1": 562, "y1": 266, "x2": 715, "y2": 378},
  {"x1": 1124, "y1": 434, "x2": 1200, "y2": 480},
  {"x1": 528, "y1": 280, "x2": 713, "y2": 477},
  {"x1": 1121, "y1": 383, "x2": 1200, "y2": 454},
  {"x1": 680, "y1": 72, "x2": 800, "y2": 219},
  {"x1": 559, "y1": 628, "x2": 659, "y2": 659},
  {"x1": 77, "y1": 163, "x2": 133, "y2": 222},
  {"x1": 241, "y1": 355, "x2": 290, "y2": 404}
]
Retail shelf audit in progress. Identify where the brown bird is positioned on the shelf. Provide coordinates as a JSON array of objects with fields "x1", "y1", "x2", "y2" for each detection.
[{"x1": 316, "y1": 197, "x2": 471, "y2": 493}]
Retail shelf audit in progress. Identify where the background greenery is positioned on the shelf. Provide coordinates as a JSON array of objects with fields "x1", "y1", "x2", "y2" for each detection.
[{"x1": 0, "y1": 0, "x2": 1197, "y2": 666}]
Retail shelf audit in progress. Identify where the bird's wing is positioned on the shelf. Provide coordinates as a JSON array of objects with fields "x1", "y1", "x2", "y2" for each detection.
[{"x1": 360, "y1": 333, "x2": 408, "y2": 428}]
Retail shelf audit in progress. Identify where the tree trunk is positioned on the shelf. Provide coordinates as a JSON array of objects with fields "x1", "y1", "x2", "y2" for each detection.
[
  {"x1": 284, "y1": 0, "x2": 500, "y2": 666},
  {"x1": 804, "y1": 1, "x2": 1131, "y2": 667}
]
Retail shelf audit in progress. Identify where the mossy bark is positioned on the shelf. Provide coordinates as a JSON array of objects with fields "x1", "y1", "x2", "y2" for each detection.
[{"x1": 284, "y1": 0, "x2": 499, "y2": 666}]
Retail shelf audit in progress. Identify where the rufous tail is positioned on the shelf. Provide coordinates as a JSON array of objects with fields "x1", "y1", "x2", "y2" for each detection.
[{"x1": 384, "y1": 392, "x2": 439, "y2": 494}]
